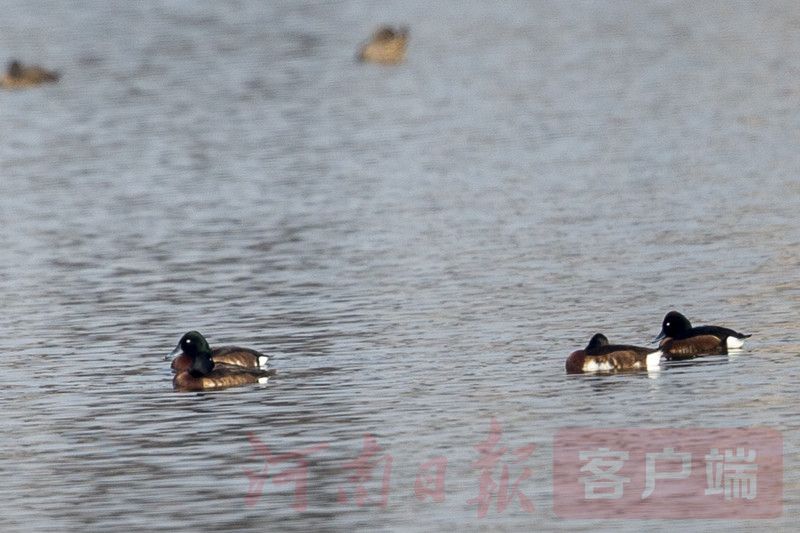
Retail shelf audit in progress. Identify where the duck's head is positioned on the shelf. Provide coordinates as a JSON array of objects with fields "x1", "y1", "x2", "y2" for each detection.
[
  {"x1": 373, "y1": 25, "x2": 408, "y2": 41},
  {"x1": 586, "y1": 333, "x2": 609, "y2": 350},
  {"x1": 373, "y1": 26, "x2": 397, "y2": 41},
  {"x1": 168, "y1": 331, "x2": 215, "y2": 376},
  {"x1": 8, "y1": 60, "x2": 22, "y2": 77},
  {"x1": 168, "y1": 330, "x2": 212, "y2": 360},
  {"x1": 655, "y1": 311, "x2": 692, "y2": 342}
]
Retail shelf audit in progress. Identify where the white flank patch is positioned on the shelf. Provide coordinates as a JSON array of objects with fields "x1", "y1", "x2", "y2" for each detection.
[
  {"x1": 258, "y1": 376, "x2": 270, "y2": 384},
  {"x1": 258, "y1": 356, "x2": 269, "y2": 367},
  {"x1": 726, "y1": 336, "x2": 745, "y2": 349},
  {"x1": 584, "y1": 360, "x2": 613, "y2": 372},
  {"x1": 646, "y1": 350, "x2": 662, "y2": 371}
]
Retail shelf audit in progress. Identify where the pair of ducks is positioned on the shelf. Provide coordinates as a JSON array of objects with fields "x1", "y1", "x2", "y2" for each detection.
[
  {"x1": 566, "y1": 311, "x2": 751, "y2": 374},
  {"x1": 168, "y1": 331, "x2": 274, "y2": 391},
  {"x1": 0, "y1": 60, "x2": 59, "y2": 89},
  {"x1": 4, "y1": 25, "x2": 408, "y2": 90}
]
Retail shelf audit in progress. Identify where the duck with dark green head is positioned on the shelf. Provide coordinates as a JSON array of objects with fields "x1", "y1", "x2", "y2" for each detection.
[
  {"x1": 654, "y1": 311, "x2": 751, "y2": 359},
  {"x1": 169, "y1": 331, "x2": 274, "y2": 391},
  {"x1": 168, "y1": 331, "x2": 270, "y2": 372}
]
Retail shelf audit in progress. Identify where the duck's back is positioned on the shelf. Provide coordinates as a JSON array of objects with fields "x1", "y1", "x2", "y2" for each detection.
[
  {"x1": 211, "y1": 346, "x2": 269, "y2": 368},
  {"x1": 688, "y1": 325, "x2": 748, "y2": 340},
  {"x1": 585, "y1": 344, "x2": 652, "y2": 357},
  {"x1": 24, "y1": 66, "x2": 59, "y2": 83}
]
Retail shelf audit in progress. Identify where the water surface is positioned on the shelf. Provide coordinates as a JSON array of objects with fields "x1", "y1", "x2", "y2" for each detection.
[{"x1": 1, "y1": 1, "x2": 799, "y2": 531}]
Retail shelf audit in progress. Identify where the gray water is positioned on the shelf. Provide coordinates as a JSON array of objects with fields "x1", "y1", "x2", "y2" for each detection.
[{"x1": 1, "y1": 1, "x2": 799, "y2": 531}]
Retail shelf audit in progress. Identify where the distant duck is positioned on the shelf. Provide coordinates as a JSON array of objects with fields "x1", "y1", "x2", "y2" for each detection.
[
  {"x1": 655, "y1": 311, "x2": 751, "y2": 359},
  {"x1": 566, "y1": 333, "x2": 662, "y2": 374},
  {"x1": 169, "y1": 331, "x2": 274, "y2": 391},
  {"x1": 1, "y1": 60, "x2": 59, "y2": 89},
  {"x1": 168, "y1": 331, "x2": 270, "y2": 373},
  {"x1": 357, "y1": 25, "x2": 409, "y2": 65}
]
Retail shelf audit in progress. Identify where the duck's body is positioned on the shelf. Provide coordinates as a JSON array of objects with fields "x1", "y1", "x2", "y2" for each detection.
[
  {"x1": 357, "y1": 26, "x2": 408, "y2": 65},
  {"x1": 655, "y1": 311, "x2": 750, "y2": 359},
  {"x1": 169, "y1": 331, "x2": 274, "y2": 391},
  {"x1": 566, "y1": 333, "x2": 662, "y2": 373},
  {"x1": 173, "y1": 363, "x2": 275, "y2": 392},
  {"x1": 1, "y1": 60, "x2": 59, "y2": 89}
]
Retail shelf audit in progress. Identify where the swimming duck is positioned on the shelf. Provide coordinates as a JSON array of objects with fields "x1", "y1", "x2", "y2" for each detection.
[
  {"x1": 168, "y1": 331, "x2": 270, "y2": 373},
  {"x1": 357, "y1": 25, "x2": 409, "y2": 65},
  {"x1": 655, "y1": 311, "x2": 751, "y2": 359},
  {"x1": 1, "y1": 60, "x2": 59, "y2": 89},
  {"x1": 170, "y1": 332, "x2": 275, "y2": 391},
  {"x1": 566, "y1": 333, "x2": 662, "y2": 374}
]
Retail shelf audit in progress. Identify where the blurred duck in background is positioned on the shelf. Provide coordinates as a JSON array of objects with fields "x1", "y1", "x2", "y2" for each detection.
[
  {"x1": 357, "y1": 25, "x2": 409, "y2": 65},
  {"x1": 1, "y1": 59, "x2": 59, "y2": 89}
]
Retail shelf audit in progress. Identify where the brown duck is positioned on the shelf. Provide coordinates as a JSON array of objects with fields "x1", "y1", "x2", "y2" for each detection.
[
  {"x1": 169, "y1": 331, "x2": 275, "y2": 391},
  {"x1": 168, "y1": 331, "x2": 270, "y2": 373},
  {"x1": 566, "y1": 333, "x2": 662, "y2": 373},
  {"x1": 357, "y1": 26, "x2": 409, "y2": 65},
  {"x1": 1, "y1": 60, "x2": 59, "y2": 89}
]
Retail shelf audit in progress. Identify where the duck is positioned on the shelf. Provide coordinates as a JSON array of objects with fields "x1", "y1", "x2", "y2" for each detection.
[
  {"x1": 357, "y1": 25, "x2": 409, "y2": 65},
  {"x1": 566, "y1": 333, "x2": 662, "y2": 374},
  {"x1": 1, "y1": 60, "x2": 59, "y2": 89},
  {"x1": 173, "y1": 352, "x2": 275, "y2": 392},
  {"x1": 655, "y1": 311, "x2": 751, "y2": 359},
  {"x1": 168, "y1": 331, "x2": 270, "y2": 373}
]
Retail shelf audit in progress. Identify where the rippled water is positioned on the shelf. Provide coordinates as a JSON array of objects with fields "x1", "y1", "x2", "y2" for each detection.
[{"x1": 2, "y1": 1, "x2": 799, "y2": 531}]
